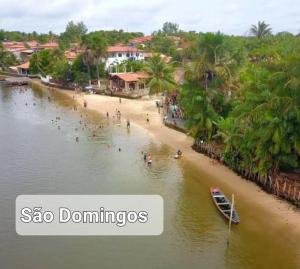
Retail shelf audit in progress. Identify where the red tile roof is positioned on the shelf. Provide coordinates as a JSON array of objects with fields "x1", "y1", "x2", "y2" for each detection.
[
  {"x1": 39, "y1": 42, "x2": 59, "y2": 49},
  {"x1": 143, "y1": 52, "x2": 153, "y2": 58},
  {"x1": 26, "y1": 40, "x2": 39, "y2": 48},
  {"x1": 65, "y1": 51, "x2": 77, "y2": 60},
  {"x1": 16, "y1": 62, "x2": 30, "y2": 69},
  {"x1": 111, "y1": 72, "x2": 149, "y2": 82},
  {"x1": 107, "y1": 46, "x2": 143, "y2": 53},
  {"x1": 130, "y1": 35, "x2": 153, "y2": 44}
]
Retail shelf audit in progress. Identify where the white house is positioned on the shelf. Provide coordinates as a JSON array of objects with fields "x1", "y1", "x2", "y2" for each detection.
[{"x1": 105, "y1": 45, "x2": 144, "y2": 70}]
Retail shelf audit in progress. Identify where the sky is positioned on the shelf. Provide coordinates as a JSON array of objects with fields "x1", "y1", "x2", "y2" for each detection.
[{"x1": 0, "y1": 0, "x2": 299, "y2": 35}]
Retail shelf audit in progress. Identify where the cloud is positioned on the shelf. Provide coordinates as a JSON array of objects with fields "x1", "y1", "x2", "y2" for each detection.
[{"x1": 0, "y1": 0, "x2": 299, "y2": 34}]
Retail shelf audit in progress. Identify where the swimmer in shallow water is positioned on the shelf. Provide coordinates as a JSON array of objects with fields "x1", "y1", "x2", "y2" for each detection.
[{"x1": 147, "y1": 154, "x2": 152, "y2": 165}]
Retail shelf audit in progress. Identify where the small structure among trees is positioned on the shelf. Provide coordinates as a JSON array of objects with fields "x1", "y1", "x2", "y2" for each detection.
[{"x1": 108, "y1": 72, "x2": 149, "y2": 98}]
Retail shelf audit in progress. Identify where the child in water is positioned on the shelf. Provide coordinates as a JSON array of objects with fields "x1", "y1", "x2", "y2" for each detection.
[{"x1": 147, "y1": 154, "x2": 152, "y2": 165}]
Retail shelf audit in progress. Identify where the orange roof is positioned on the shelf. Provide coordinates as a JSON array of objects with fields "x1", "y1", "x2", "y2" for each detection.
[
  {"x1": 7, "y1": 47, "x2": 26, "y2": 52},
  {"x1": 143, "y1": 52, "x2": 153, "y2": 58},
  {"x1": 130, "y1": 35, "x2": 153, "y2": 44},
  {"x1": 16, "y1": 62, "x2": 30, "y2": 69},
  {"x1": 26, "y1": 40, "x2": 39, "y2": 48},
  {"x1": 2, "y1": 41, "x2": 24, "y2": 47},
  {"x1": 65, "y1": 51, "x2": 77, "y2": 60},
  {"x1": 107, "y1": 46, "x2": 143, "y2": 53},
  {"x1": 111, "y1": 72, "x2": 149, "y2": 82},
  {"x1": 39, "y1": 42, "x2": 59, "y2": 49}
]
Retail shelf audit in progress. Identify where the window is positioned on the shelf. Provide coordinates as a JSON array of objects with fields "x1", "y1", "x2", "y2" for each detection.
[
  {"x1": 136, "y1": 53, "x2": 139, "y2": 57},
  {"x1": 126, "y1": 53, "x2": 130, "y2": 57},
  {"x1": 118, "y1": 53, "x2": 122, "y2": 57}
]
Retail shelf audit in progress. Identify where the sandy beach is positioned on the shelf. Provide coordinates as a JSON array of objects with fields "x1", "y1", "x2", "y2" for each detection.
[{"x1": 32, "y1": 80, "x2": 300, "y2": 235}]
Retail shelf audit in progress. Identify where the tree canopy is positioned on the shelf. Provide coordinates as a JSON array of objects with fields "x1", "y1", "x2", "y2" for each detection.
[
  {"x1": 179, "y1": 27, "x2": 300, "y2": 176},
  {"x1": 250, "y1": 21, "x2": 272, "y2": 38},
  {"x1": 144, "y1": 54, "x2": 176, "y2": 94}
]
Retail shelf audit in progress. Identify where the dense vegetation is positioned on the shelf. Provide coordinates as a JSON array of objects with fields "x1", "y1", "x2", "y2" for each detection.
[
  {"x1": 0, "y1": 42, "x2": 18, "y2": 69},
  {"x1": 179, "y1": 23, "x2": 300, "y2": 176},
  {"x1": 0, "y1": 29, "x2": 56, "y2": 44},
  {"x1": 24, "y1": 22, "x2": 143, "y2": 85}
]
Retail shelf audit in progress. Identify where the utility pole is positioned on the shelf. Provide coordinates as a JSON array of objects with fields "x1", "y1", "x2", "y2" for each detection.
[{"x1": 227, "y1": 194, "x2": 234, "y2": 246}]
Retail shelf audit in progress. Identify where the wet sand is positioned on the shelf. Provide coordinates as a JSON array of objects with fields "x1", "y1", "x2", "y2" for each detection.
[{"x1": 31, "y1": 80, "x2": 300, "y2": 235}]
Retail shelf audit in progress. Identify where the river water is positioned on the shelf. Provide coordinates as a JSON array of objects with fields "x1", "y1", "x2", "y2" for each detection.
[{"x1": 0, "y1": 84, "x2": 299, "y2": 269}]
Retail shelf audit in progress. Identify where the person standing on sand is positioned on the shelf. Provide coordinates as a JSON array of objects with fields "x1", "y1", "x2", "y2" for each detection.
[
  {"x1": 127, "y1": 119, "x2": 130, "y2": 129},
  {"x1": 84, "y1": 100, "x2": 87, "y2": 108},
  {"x1": 146, "y1": 114, "x2": 149, "y2": 123},
  {"x1": 119, "y1": 97, "x2": 122, "y2": 104},
  {"x1": 117, "y1": 110, "x2": 121, "y2": 120},
  {"x1": 106, "y1": 112, "x2": 109, "y2": 118}
]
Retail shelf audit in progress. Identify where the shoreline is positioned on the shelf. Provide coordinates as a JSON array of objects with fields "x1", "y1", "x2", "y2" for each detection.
[{"x1": 30, "y1": 79, "x2": 300, "y2": 235}]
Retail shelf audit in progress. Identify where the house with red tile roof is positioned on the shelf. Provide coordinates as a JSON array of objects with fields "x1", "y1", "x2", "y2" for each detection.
[
  {"x1": 14, "y1": 62, "x2": 30, "y2": 76},
  {"x1": 2, "y1": 40, "x2": 59, "y2": 60},
  {"x1": 129, "y1": 35, "x2": 153, "y2": 45},
  {"x1": 65, "y1": 50, "x2": 78, "y2": 63},
  {"x1": 38, "y1": 42, "x2": 59, "y2": 49},
  {"x1": 108, "y1": 71, "x2": 149, "y2": 97},
  {"x1": 105, "y1": 45, "x2": 145, "y2": 70}
]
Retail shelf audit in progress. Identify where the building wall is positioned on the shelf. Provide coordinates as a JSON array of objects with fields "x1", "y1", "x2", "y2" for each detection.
[{"x1": 105, "y1": 52, "x2": 144, "y2": 70}]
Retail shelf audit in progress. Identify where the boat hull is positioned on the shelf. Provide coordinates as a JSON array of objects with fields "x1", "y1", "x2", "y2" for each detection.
[{"x1": 210, "y1": 187, "x2": 240, "y2": 224}]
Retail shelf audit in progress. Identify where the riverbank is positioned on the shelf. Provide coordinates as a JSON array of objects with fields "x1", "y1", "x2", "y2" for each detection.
[{"x1": 30, "y1": 79, "x2": 300, "y2": 235}]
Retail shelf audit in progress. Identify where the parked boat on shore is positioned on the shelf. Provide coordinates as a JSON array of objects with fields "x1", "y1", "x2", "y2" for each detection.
[{"x1": 210, "y1": 187, "x2": 240, "y2": 224}]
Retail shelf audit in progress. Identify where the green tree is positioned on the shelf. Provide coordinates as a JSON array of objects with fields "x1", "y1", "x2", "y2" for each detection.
[
  {"x1": 0, "y1": 42, "x2": 18, "y2": 69},
  {"x1": 148, "y1": 34, "x2": 177, "y2": 57},
  {"x1": 82, "y1": 49, "x2": 94, "y2": 86},
  {"x1": 51, "y1": 59, "x2": 71, "y2": 84},
  {"x1": 144, "y1": 54, "x2": 176, "y2": 94},
  {"x1": 82, "y1": 33, "x2": 108, "y2": 88},
  {"x1": 29, "y1": 48, "x2": 65, "y2": 76},
  {"x1": 162, "y1": 22, "x2": 179, "y2": 35},
  {"x1": 250, "y1": 21, "x2": 272, "y2": 39},
  {"x1": 60, "y1": 21, "x2": 88, "y2": 46},
  {"x1": 180, "y1": 82, "x2": 220, "y2": 138}
]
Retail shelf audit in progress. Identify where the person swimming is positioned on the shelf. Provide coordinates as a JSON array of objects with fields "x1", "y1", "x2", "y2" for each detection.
[
  {"x1": 174, "y1": 149, "x2": 183, "y2": 159},
  {"x1": 147, "y1": 154, "x2": 152, "y2": 165}
]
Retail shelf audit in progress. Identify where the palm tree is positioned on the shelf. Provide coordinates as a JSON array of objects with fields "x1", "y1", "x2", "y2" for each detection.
[
  {"x1": 82, "y1": 48, "x2": 94, "y2": 86},
  {"x1": 82, "y1": 34, "x2": 108, "y2": 88},
  {"x1": 180, "y1": 82, "x2": 219, "y2": 139},
  {"x1": 143, "y1": 54, "x2": 176, "y2": 94},
  {"x1": 250, "y1": 21, "x2": 272, "y2": 38},
  {"x1": 184, "y1": 57, "x2": 213, "y2": 90}
]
